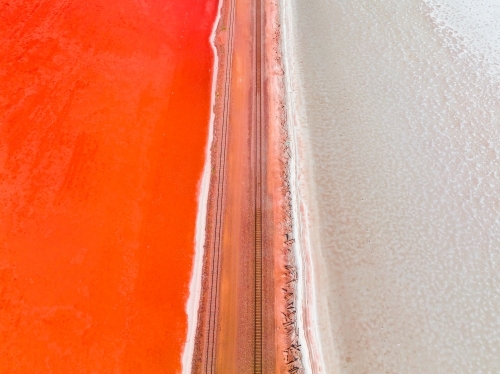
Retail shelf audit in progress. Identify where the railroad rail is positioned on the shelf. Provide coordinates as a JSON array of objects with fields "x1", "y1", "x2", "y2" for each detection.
[
  {"x1": 200, "y1": 0, "x2": 265, "y2": 371},
  {"x1": 254, "y1": 0, "x2": 264, "y2": 372},
  {"x1": 203, "y1": 0, "x2": 236, "y2": 372}
]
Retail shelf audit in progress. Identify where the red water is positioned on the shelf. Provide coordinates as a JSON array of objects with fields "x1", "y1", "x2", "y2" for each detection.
[{"x1": 0, "y1": 0, "x2": 218, "y2": 372}]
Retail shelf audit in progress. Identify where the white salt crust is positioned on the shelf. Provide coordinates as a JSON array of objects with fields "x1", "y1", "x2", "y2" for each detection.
[{"x1": 285, "y1": 0, "x2": 500, "y2": 373}]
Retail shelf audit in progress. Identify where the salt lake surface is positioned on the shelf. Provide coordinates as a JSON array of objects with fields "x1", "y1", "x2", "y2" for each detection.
[
  {"x1": 0, "y1": 1, "x2": 217, "y2": 372},
  {"x1": 283, "y1": 0, "x2": 500, "y2": 372}
]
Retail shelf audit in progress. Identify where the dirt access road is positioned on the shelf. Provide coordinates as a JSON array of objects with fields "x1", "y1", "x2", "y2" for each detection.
[{"x1": 191, "y1": 0, "x2": 283, "y2": 372}]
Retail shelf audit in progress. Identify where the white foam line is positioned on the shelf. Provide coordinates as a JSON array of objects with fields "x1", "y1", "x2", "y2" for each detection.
[
  {"x1": 280, "y1": 0, "x2": 325, "y2": 372},
  {"x1": 181, "y1": 1, "x2": 223, "y2": 372}
]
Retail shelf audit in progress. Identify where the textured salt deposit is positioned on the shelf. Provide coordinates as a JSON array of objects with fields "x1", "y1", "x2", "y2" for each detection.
[
  {"x1": 424, "y1": 0, "x2": 500, "y2": 81},
  {"x1": 284, "y1": 0, "x2": 500, "y2": 372}
]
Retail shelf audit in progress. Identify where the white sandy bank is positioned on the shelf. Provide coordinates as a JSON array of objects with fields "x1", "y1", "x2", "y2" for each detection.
[{"x1": 280, "y1": 1, "x2": 325, "y2": 372}]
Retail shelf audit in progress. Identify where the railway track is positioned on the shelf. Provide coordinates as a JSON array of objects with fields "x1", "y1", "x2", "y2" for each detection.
[
  {"x1": 200, "y1": 0, "x2": 265, "y2": 372},
  {"x1": 254, "y1": 0, "x2": 264, "y2": 372},
  {"x1": 203, "y1": 0, "x2": 236, "y2": 372}
]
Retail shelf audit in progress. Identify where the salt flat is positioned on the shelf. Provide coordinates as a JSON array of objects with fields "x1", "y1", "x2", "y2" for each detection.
[{"x1": 283, "y1": 1, "x2": 500, "y2": 372}]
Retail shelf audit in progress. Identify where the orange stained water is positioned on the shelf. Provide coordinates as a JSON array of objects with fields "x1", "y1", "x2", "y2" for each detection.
[{"x1": 0, "y1": 0, "x2": 218, "y2": 372}]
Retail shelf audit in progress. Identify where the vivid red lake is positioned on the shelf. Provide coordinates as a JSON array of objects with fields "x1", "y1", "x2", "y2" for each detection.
[{"x1": 0, "y1": 0, "x2": 218, "y2": 372}]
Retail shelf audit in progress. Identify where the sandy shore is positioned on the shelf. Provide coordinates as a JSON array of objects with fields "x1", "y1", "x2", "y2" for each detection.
[
  {"x1": 278, "y1": 0, "x2": 326, "y2": 372},
  {"x1": 265, "y1": 0, "x2": 315, "y2": 372}
]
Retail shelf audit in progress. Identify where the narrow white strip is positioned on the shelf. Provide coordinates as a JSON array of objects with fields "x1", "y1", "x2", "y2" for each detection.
[{"x1": 280, "y1": 0, "x2": 325, "y2": 372}]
